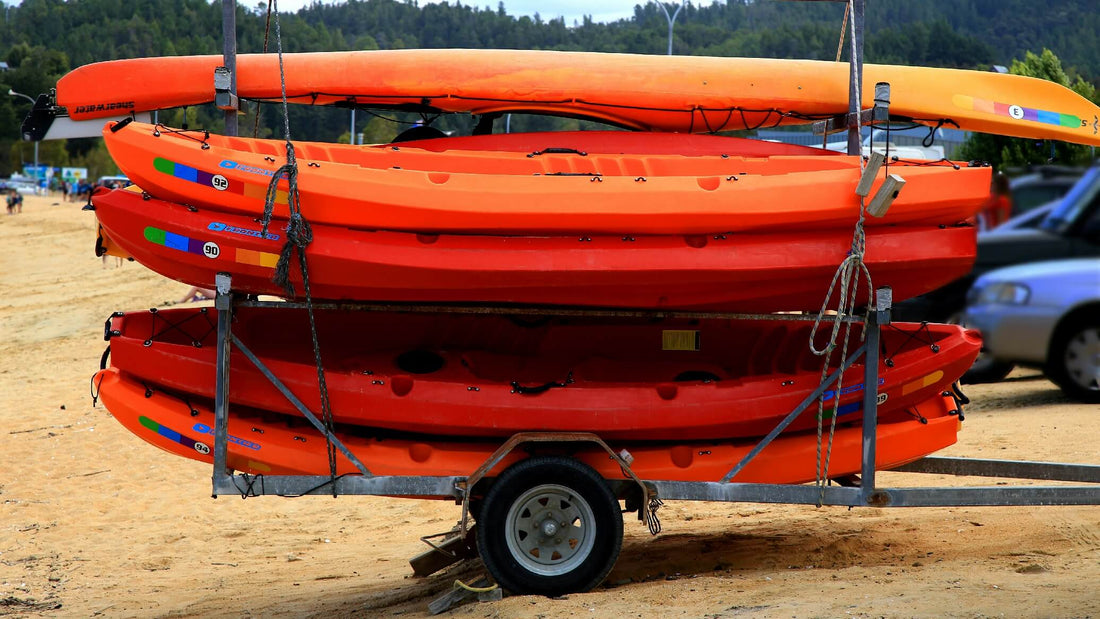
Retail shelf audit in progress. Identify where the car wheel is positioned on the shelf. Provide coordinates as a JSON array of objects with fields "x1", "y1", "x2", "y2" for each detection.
[{"x1": 1045, "y1": 318, "x2": 1100, "y2": 404}]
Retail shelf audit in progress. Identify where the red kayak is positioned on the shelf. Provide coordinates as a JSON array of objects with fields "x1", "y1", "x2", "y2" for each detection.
[
  {"x1": 92, "y1": 186, "x2": 977, "y2": 311},
  {"x1": 105, "y1": 306, "x2": 980, "y2": 441},
  {"x1": 93, "y1": 366, "x2": 964, "y2": 484}
]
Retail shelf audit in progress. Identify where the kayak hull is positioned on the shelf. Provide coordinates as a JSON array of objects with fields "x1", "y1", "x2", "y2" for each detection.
[
  {"x1": 105, "y1": 307, "x2": 980, "y2": 441},
  {"x1": 92, "y1": 186, "x2": 977, "y2": 311},
  {"x1": 61, "y1": 49, "x2": 1100, "y2": 145},
  {"x1": 93, "y1": 367, "x2": 963, "y2": 487},
  {"x1": 101, "y1": 121, "x2": 991, "y2": 235}
]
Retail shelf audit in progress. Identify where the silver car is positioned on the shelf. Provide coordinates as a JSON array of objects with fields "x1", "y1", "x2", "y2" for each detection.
[{"x1": 962, "y1": 258, "x2": 1100, "y2": 402}]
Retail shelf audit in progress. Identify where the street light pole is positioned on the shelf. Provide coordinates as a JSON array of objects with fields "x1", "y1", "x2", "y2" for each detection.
[
  {"x1": 8, "y1": 88, "x2": 39, "y2": 193},
  {"x1": 656, "y1": 0, "x2": 685, "y2": 55}
]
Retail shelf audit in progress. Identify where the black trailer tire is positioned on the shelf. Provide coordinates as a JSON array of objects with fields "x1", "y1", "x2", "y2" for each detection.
[{"x1": 476, "y1": 456, "x2": 623, "y2": 596}]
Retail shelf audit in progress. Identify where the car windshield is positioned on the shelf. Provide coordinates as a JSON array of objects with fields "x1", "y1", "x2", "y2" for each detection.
[{"x1": 1041, "y1": 166, "x2": 1100, "y2": 233}]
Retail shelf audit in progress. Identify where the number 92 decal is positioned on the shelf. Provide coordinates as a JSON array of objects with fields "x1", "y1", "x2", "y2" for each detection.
[{"x1": 211, "y1": 174, "x2": 229, "y2": 191}]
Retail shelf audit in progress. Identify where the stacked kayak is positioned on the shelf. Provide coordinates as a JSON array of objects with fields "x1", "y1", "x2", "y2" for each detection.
[
  {"x1": 61, "y1": 49, "x2": 1100, "y2": 145},
  {"x1": 105, "y1": 307, "x2": 980, "y2": 441},
  {"x1": 93, "y1": 366, "x2": 965, "y2": 483},
  {"x1": 84, "y1": 49, "x2": 995, "y2": 484},
  {"x1": 101, "y1": 120, "x2": 991, "y2": 234},
  {"x1": 94, "y1": 184, "x2": 976, "y2": 310},
  {"x1": 94, "y1": 123, "x2": 986, "y2": 310}
]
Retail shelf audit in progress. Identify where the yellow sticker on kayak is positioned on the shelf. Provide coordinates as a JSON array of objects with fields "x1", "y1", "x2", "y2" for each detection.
[{"x1": 662, "y1": 330, "x2": 700, "y2": 351}]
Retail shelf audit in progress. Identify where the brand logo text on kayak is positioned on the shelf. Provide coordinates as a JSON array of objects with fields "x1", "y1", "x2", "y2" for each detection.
[
  {"x1": 73, "y1": 101, "x2": 135, "y2": 114},
  {"x1": 208, "y1": 221, "x2": 281, "y2": 241},
  {"x1": 219, "y1": 159, "x2": 275, "y2": 177},
  {"x1": 192, "y1": 423, "x2": 262, "y2": 450}
]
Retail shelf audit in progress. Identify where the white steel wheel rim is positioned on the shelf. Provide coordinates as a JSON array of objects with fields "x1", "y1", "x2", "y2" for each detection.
[
  {"x1": 505, "y1": 483, "x2": 598, "y2": 577},
  {"x1": 1064, "y1": 326, "x2": 1100, "y2": 392}
]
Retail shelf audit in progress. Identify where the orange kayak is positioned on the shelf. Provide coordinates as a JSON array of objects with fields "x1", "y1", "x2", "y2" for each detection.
[
  {"x1": 102, "y1": 121, "x2": 991, "y2": 234},
  {"x1": 105, "y1": 307, "x2": 980, "y2": 440},
  {"x1": 61, "y1": 49, "x2": 1100, "y2": 145},
  {"x1": 92, "y1": 367, "x2": 962, "y2": 486},
  {"x1": 91, "y1": 185, "x2": 976, "y2": 310}
]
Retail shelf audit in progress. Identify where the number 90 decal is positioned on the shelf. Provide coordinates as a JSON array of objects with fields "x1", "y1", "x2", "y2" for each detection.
[{"x1": 211, "y1": 174, "x2": 229, "y2": 191}]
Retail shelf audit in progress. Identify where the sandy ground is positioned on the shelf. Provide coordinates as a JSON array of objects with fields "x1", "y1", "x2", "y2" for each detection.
[{"x1": 1, "y1": 194, "x2": 1097, "y2": 618}]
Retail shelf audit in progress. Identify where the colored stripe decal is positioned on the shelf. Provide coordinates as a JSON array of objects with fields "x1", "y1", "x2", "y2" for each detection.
[
  {"x1": 144, "y1": 227, "x2": 166, "y2": 245},
  {"x1": 139, "y1": 415, "x2": 204, "y2": 452},
  {"x1": 144, "y1": 226, "x2": 279, "y2": 269},
  {"x1": 144, "y1": 226, "x2": 207, "y2": 258},
  {"x1": 152, "y1": 156, "x2": 287, "y2": 204},
  {"x1": 819, "y1": 401, "x2": 863, "y2": 421},
  {"x1": 952, "y1": 94, "x2": 1081, "y2": 128},
  {"x1": 235, "y1": 248, "x2": 280, "y2": 268},
  {"x1": 901, "y1": 370, "x2": 944, "y2": 396},
  {"x1": 153, "y1": 157, "x2": 174, "y2": 175},
  {"x1": 164, "y1": 230, "x2": 190, "y2": 252}
]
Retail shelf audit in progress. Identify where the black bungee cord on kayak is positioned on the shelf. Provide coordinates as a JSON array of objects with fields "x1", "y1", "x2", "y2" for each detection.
[{"x1": 259, "y1": 0, "x2": 341, "y2": 496}]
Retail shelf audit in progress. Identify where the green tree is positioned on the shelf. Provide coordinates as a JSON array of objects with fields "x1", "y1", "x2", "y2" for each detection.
[
  {"x1": 70, "y1": 140, "x2": 120, "y2": 182},
  {"x1": 957, "y1": 49, "x2": 1098, "y2": 169}
]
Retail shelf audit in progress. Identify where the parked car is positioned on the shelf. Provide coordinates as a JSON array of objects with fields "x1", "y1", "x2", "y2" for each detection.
[
  {"x1": 961, "y1": 258, "x2": 1100, "y2": 402},
  {"x1": 96, "y1": 175, "x2": 131, "y2": 189},
  {"x1": 1006, "y1": 165, "x2": 1084, "y2": 220},
  {"x1": 894, "y1": 164, "x2": 1100, "y2": 323},
  {"x1": 993, "y1": 201, "x2": 1056, "y2": 232}
]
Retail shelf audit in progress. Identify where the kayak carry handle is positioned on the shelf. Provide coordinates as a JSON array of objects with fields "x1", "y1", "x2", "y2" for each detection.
[
  {"x1": 109, "y1": 117, "x2": 134, "y2": 133},
  {"x1": 527, "y1": 147, "x2": 587, "y2": 158},
  {"x1": 510, "y1": 371, "x2": 575, "y2": 395}
]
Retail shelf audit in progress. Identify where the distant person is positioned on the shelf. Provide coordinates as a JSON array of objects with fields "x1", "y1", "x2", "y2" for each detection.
[
  {"x1": 6, "y1": 189, "x2": 22, "y2": 214},
  {"x1": 976, "y1": 173, "x2": 1012, "y2": 231},
  {"x1": 101, "y1": 252, "x2": 123, "y2": 268},
  {"x1": 60, "y1": 180, "x2": 69, "y2": 202},
  {"x1": 180, "y1": 286, "x2": 216, "y2": 303}
]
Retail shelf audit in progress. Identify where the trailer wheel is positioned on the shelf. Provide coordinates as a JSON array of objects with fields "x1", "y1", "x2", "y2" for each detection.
[{"x1": 476, "y1": 456, "x2": 622, "y2": 596}]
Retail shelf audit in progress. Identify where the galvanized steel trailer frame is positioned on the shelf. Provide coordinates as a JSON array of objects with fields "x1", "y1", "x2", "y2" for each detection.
[
  {"x1": 207, "y1": 273, "x2": 1100, "y2": 510},
  {"x1": 203, "y1": 0, "x2": 1098, "y2": 542}
]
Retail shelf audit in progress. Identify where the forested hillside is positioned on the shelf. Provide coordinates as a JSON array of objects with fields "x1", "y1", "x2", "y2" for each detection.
[{"x1": 0, "y1": 0, "x2": 1096, "y2": 176}]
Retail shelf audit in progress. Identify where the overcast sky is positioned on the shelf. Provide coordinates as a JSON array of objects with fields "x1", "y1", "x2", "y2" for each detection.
[{"x1": 274, "y1": 0, "x2": 644, "y2": 25}]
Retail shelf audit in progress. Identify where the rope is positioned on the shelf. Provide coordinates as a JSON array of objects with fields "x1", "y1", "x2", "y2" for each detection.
[
  {"x1": 881, "y1": 322, "x2": 939, "y2": 361},
  {"x1": 923, "y1": 118, "x2": 950, "y2": 147},
  {"x1": 239, "y1": 90, "x2": 837, "y2": 134},
  {"x1": 153, "y1": 123, "x2": 210, "y2": 145},
  {"x1": 453, "y1": 579, "x2": 498, "y2": 593},
  {"x1": 252, "y1": 0, "x2": 274, "y2": 139},
  {"x1": 646, "y1": 495, "x2": 664, "y2": 535},
  {"x1": 808, "y1": 1, "x2": 873, "y2": 506},
  {"x1": 258, "y1": 0, "x2": 341, "y2": 496},
  {"x1": 89, "y1": 369, "x2": 108, "y2": 406},
  {"x1": 143, "y1": 307, "x2": 216, "y2": 348},
  {"x1": 834, "y1": 1, "x2": 851, "y2": 62}
]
